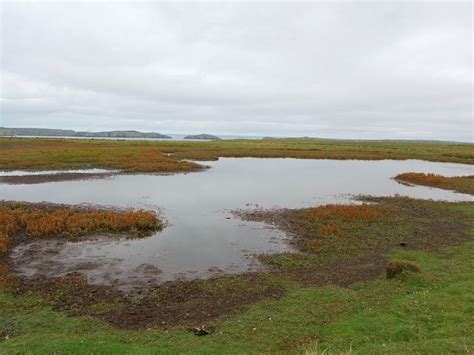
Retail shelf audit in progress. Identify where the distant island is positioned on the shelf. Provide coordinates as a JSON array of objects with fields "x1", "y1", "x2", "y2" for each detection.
[
  {"x1": 0, "y1": 127, "x2": 172, "y2": 139},
  {"x1": 184, "y1": 134, "x2": 221, "y2": 140}
]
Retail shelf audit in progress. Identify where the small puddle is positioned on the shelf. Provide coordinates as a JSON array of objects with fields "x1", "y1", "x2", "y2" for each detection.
[{"x1": 1, "y1": 158, "x2": 472, "y2": 290}]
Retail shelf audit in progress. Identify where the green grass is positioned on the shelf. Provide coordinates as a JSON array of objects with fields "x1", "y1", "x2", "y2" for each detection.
[
  {"x1": 0, "y1": 137, "x2": 472, "y2": 173},
  {"x1": 1, "y1": 242, "x2": 473, "y2": 353}
]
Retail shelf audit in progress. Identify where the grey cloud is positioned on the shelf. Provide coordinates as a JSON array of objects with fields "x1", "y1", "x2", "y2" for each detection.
[{"x1": 0, "y1": 1, "x2": 472, "y2": 141}]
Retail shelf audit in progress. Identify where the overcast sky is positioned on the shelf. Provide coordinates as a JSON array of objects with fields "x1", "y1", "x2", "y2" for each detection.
[{"x1": 0, "y1": 1, "x2": 472, "y2": 141}]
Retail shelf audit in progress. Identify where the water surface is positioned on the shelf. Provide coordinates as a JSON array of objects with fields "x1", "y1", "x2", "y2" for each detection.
[{"x1": 1, "y1": 158, "x2": 472, "y2": 290}]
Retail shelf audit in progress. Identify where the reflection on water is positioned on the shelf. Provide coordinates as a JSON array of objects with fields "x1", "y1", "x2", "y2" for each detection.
[{"x1": 1, "y1": 158, "x2": 472, "y2": 290}]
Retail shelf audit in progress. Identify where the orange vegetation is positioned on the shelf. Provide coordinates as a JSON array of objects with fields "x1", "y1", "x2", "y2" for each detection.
[
  {"x1": 307, "y1": 204, "x2": 381, "y2": 222},
  {"x1": 318, "y1": 223, "x2": 343, "y2": 237},
  {"x1": 296, "y1": 203, "x2": 387, "y2": 252},
  {"x1": 0, "y1": 202, "x2": 161, "y2": 254},
  {"x1": 395, "y1": 172, "x2": 474, "y2": 195},
  {"x1": 396, "y1": 173, "x2": 450, "y2": 186},
  {"x1": 0, "y1": 233, "x2": 8, "y2": 253},
  {"x1": 306, "y1": 239, "x2": 323, "y2": 252}
]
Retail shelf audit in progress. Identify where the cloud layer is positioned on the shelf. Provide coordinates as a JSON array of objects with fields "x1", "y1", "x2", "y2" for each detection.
[{"x1": 1, "y1": 1, "x2": 472, "y2": 140}]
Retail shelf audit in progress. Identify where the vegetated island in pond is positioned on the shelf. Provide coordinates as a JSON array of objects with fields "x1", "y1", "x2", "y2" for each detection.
[
  {"x1": 183, "y1": 134, "x2": 221, "y2": 140},
  {"x1": 0, "y1": 127, "x2": 172, "y2": 139}
]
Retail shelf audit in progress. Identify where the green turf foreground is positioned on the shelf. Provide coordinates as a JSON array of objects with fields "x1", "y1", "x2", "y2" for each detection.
[{"x1": 1, "y1": 238, "x2": 473, "y2": 354}]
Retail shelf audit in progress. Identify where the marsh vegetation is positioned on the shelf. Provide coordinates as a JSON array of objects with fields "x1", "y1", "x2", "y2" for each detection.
[
  {"x1": 0, "y1": 138, "x2": 473, "y2": 353},
  {"x1": 395, "y1": 172, "x2": 474, "y2": 194},
  {"x1": 1, "y1": 137, "x2": 473, "y2": 172}
]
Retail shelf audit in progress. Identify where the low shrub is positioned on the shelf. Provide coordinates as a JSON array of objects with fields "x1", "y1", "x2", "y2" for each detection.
[
  {"x1": 0, "y1": 233, "x2": 8, "y2": 253},
  {"x1": 307, "y1": 204, "x2": 381, "y2": 222},
  {"x1": 386, "y1": 259, "x2": 420, "y2": 278},
  {"x1": 0, "y1": 202, "x2": 162, "y2": 248},
  {"x1": 306, "y1": 239, "x2": 323, "y2": 252},
  {"x1": 395, "y1": 172, "x2": 449, "y2": 186},
  {"x1": 318, "y1": 223, "x2": 343, "y2": 237}
]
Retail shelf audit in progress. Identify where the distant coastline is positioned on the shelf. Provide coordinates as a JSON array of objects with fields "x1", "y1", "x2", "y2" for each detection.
[
  {"x1": 0, "y1": 127, "x2": 172, "y2": 139},
  {"x1": 0, "y1": 127, "x2": 469, "y2": 144},
  {"x1": 184, "y1": 134, "x2": 221, "y2": 140}
]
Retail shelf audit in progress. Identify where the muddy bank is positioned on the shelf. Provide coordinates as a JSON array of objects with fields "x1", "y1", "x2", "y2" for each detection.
[
  {"x1": 0, "y1": 172, "x2": 120, "y2": 184},
  {"x1": 7, "y1": 271, "x2": 284, "y2": 330},
  {"x1": 1, "y1": 197, "x2": 472, "y2": 330},
  {"x1": 0, "y1": 165, "x2": 210, "y2": 184}
]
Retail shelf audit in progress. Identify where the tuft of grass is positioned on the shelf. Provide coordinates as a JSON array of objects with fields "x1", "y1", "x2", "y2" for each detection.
[
  {"x1": 0, "y1": 234, "x2": 8, "y2": 253},
  {"x1": 386, "y1": 259, "x2": 420, "y2": 278}
]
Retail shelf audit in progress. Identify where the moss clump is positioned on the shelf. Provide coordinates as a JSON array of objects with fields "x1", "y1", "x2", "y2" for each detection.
[{"x1": 386, "y1": 259, "x2": 420, "y2": 278}]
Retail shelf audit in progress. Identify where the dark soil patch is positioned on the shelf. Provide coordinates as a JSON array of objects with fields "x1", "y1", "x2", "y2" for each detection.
[
  {"x1": 0, "y1": 172, "x2": 119, "y2": 185},
  {"x1": 7, "y1": 271, "x2": 284, "y2": 330},
  {"x1": 102, "y1": 273, "x2": 284, "y2": 330}
]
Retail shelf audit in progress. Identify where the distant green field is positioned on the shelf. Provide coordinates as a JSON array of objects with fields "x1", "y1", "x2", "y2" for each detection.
[{"x1": 0, "y1": 137, "x2": 472, "y2": 172}]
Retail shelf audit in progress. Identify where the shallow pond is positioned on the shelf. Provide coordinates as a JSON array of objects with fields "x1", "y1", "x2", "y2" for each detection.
[{"x1": 1, "y1": 158, "x2": 472, "y2": 290}]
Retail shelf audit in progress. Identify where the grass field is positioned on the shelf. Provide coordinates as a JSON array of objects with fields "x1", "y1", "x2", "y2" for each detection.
[{"x1": 0, "y1": 137, "x2": 472, "y2": 172}]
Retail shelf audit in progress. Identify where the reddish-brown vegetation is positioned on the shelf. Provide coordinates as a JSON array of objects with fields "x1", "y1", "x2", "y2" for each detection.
[
  {"x1": 0, "y1": 233, "x2": 8, "y2": 253},
  {"x1": 395, "y1": 172, "x2": 474, "y2": 195},
  {"x1": 306, "y1": 239, "x2": 323, "y2": 252},
  {"x1": 0, "y1": 202, "x2": 161, "y2": 255},
  {"x1": 307, "y1": 203, "x2": 381, "y2": 222},
  {"x1": 386, "y1": 259, "x2": 420, "y2": 278},
  {"x1": 318, "y1": 223, "x2": 343, "y2": 237},
  {"x1": 293, "y1": 203, "x2": 390, "y2": 253}
]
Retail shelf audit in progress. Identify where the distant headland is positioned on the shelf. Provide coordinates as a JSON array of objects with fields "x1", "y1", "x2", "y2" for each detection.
[
  {"x1": 183, "y1": 134, "x2": 221, "y2": 140},
  {"x1": 0, "y1": 127, "x2": 172, "y2": 139}
]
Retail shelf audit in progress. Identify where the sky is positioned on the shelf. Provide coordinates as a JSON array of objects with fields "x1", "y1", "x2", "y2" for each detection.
[{"x1": 0, "y1": 1, "x2": 472, "y2": 141}]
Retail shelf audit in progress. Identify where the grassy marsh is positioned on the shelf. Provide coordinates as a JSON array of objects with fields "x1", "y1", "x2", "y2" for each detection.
[
  {"x1": 1, "y1": 137, "x2": 473, "y2": 353},
  {"x1": 395, "y1": 172, "x2": 474, "y2": 195},
  {"x1": 0, "y1": 197, "x2": 472, "y2": 353},
  {"x1": 0, "y1": 137, "x2": 472, "y2": 173},
  {"x1": 0, "y1": 211, "x2": 472, "y2": 353}
]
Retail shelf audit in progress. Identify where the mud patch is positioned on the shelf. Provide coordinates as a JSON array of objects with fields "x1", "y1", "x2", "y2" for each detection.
[
  {"x1": 0, "y1": 172, "x2": 119, "y2": 184},
  {"x1": 10, "y1": 270, "x2": 284, "y2": 330}
]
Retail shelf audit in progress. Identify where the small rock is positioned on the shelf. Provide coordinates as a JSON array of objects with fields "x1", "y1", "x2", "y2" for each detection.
[{"x1": 189, "y1": 325, "x2": 214, "y2": 336}]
